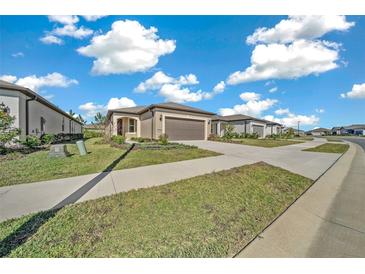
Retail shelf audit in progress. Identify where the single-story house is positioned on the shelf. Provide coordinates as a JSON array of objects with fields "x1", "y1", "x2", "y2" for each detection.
[
  {"x1": 282, "y1": 127, "x2": 305, "y2": 136},
  {"x1": 0, "y1": 80, "x2": 83, "y2": 140},
  {"x1": 105, "y1": 102, "x2": 214, "y2": 140},
  {"x1": 344, "y1": 124, "x2": 365, "y2": 135},
  {"x1": 306, "y1": 127, "x2": 330, "y2": 136},
  {"x1": 331, "y1": 126, "x2": 347, "y2": 135},
  {"x1": 211, "y1": 114, "x2": 283, "y2": 138}
]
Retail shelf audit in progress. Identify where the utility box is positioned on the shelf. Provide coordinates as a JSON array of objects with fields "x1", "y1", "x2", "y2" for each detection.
[
  {"x1": 76, "y1": 140, "x2": 87, "y2": 156},
  {"x1": 48, "y1": 144, "x2": 69, "y2": 158}
]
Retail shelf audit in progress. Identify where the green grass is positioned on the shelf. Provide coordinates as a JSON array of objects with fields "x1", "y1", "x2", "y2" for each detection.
[
  {"x1": 0, "y1": 162, "x2": 312, "y2": 258},
  {"x1": 223, "y1": 138, "x2": 303, "y2": 148},
  {"x1": 0, "y1": 138, "x2": 219, "y2": 187},
  {"x1": 303, "y1": 143, "x2": 349, "y2": 153}
]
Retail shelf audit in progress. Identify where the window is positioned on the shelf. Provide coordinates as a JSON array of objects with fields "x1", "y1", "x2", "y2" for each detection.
[
  {"x1": 129, "y1": 119, "x2": 136, "y2": 133},
  {"x1": 62, "y1": 117, "x2": 65, "y2": 132}
]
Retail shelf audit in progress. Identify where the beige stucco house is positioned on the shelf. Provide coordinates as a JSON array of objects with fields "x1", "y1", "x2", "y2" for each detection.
[
  {"x1": 211, "y1": 114, "x2": 283, "y2": 138},
  {"x1": 105, "y1": 102, "x2": 215, "y2": 140},
  {"x1": 0, "y1": 80, "x2": 83, "y2": 139}
]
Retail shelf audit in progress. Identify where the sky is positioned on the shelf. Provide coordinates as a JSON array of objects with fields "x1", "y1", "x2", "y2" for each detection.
[{"x1": 0, "y1": 15, "x2": 364, "y2": 130}]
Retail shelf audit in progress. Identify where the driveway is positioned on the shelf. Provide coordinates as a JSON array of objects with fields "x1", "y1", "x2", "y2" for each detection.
[
  {"x1": 179, "y1": 138, "x2": 340, "y2": 180},
  {"x1": 0, "y1": 138, "x2": 341, "y2": 221}
]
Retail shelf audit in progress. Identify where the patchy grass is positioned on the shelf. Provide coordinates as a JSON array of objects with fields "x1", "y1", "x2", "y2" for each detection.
[
  {"x1": 0, "y1": 162, "x2": 312, "y2": 258},
  {"x1": 303, "y1": 143, "x2": 349, "y2": 154},
  {"x1": 0, "y1": 138, "x2": 218, "y2": 187},
  {"x1": 326, "y1": 137, "x2": 343, "y2": 142},
  {"x1": 219, "y1": 138, "x2": 303, "y2": 148}
]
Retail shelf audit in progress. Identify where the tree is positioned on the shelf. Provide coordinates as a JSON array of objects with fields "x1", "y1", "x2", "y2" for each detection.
[
  {"x1": 68, "y1": 109, "x2": 76, "y2": 117},
  {"x1": 0, "y1": 103, "x2": 20, "y2": 152},
  {"x1": 94, "y1": 112, "x2": 106, "y2": 125},
  {"x1": 76, "y1": 114, "x2": 86, "y2": 125}
]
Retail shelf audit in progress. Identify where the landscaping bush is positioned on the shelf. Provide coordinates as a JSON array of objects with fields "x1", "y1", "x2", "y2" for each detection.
[
  {"x1": 40, "y1": 133, "x2": 55, "y2": 145},
  {"x1": 111, "y1": 135, "x2": 125, "y2": 145},
  {"x1": 0, "y1": 103, "x2": 20, "y2": 153},
  {"x1": 223, "y1": 124, "x2": 235, "y2": 139},
  {"x1": 208, "y1": 133, "x2": 219, "y2": 141},
  {"x1": 22, "y1": 135, "x2": 41, "y2": 148},
  {"x1": 158, "y1": 134, "x2": 169, "y2": 145},
  {"x1": 84, "y1": 129, "x2": 103, "y2": 139},
  {"x1": 131, "y1": 137, "x2": 153, "y2": 143}
]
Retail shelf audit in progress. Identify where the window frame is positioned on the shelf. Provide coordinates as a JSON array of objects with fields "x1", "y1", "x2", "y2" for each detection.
[{"x1": 128, "y1": 118, "x2": 136, "y2": 133}]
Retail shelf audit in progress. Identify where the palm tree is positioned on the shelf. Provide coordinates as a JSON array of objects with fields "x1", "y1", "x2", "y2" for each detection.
[
  {"x1": 68, "y1": 109, "x2": 76, "y2": 117},
  {"x1": 77, "y1": 114, "x2": 86, "y2": 125},
  {"x1": 94, "y1": 112, "x2": 106, "y2": 125}
]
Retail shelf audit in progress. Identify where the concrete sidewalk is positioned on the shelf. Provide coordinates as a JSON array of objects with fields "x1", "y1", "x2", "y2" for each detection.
[
  {"x1": 237, "y1": 141, "x2": 365, "y2": 257},
  {"x1": 0, "y1": 138, "x2": 341, "y2": 222}
]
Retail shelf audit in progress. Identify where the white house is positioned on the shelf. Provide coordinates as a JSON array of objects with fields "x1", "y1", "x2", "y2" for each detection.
[
  {"x1": 0, "y1": 80, "x2": 83, "y2": 140},
  {"x1": 211, "y1": 114, "x2": 283, "y2": 138}
]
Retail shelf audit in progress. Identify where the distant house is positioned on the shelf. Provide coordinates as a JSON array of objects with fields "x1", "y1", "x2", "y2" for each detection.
[
  {"x1": 283, "y1": 127, "x2": 305, "y2": 136},
  {"x1": 306, "y1": 127, "x2": 330, "y2": 136},
  {"x1": 211, "y1": 114, "x2": 283, "y2": 138},
  {"x1": 0, "y1": 80, "x2": 83, "y2": 140},
  {"x1": 331, "y1": 126, "x2": 346, "y2": 135},
  {"x1": 344, "y1": 124, "x2": 365, "y2": 135}
]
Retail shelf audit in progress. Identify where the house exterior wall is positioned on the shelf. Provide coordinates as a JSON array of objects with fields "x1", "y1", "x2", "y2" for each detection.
[
  {"x1": 140, "y1": 110, "x2": 153, "y2": 139},
  {"x1": 1, "y1": 88, "x2": 81, "y2": 139}
]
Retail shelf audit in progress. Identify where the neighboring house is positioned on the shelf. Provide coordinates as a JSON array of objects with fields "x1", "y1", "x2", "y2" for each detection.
[
  {"x1": 0, "y1": 80, "x2": 83, "y2": 140},
  {"x1": 105, "y1": 102, "x2": 214, "y2": 140},
  {"x1": 283, "y1": 127, "x2": 305, "y2": 136},
  {"x1": 211, "y1": 114, "x2": 283, "y2": 138},
  {"x1": 306, "y1": 127, "x2": 330, "y2": 136},
  {"x1": 331, "y1": 126, "x2": 347, "y2": 135},
  {"x1": 344, "y1": 124, "x2": 365, "y2": 135}
]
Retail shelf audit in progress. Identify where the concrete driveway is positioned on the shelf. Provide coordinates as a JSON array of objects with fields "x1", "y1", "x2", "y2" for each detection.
[{"x1": 179, "y1": 138, "x2": 340, "y2": 180}]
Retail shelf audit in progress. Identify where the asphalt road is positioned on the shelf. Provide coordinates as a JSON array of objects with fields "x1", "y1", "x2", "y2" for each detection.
[{"x1": 342, "y1": 137, "x2": 365, "y2": 151}]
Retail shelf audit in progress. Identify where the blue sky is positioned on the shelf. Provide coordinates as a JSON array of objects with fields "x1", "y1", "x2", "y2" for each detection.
[{"x1": 0, "y1": 15, "x2": 364, "y2": 129}]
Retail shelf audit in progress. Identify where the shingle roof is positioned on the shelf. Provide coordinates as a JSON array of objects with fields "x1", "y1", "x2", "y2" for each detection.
[
  {"x1": 108, "y1": 102, "x2": 215, "y2": 116},
  {"x1": 0, "y1": 80, "x2": 83, "y2": 125},
  {"x1": 344, "y1": 124, "x2": 365, "y2": 130},
  {"x1": 212, "y1": 114, "x2": 282, "y2": 126}
]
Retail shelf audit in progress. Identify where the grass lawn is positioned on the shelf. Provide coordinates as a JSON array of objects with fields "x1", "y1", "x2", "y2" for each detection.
[
  {"x1": 0, "y1": 162, "x2": 312, "y2": 258},
  {"x1": 293, "y1": 136, "x2": 314, "y2": 141},
  {"x1": 0, "y1": 138, "x2": 219, "y2": 187},
  {"x1": 223, "y1": 138, "x2": 303, "y2": 148},
  {"x1": 303, "y1": 143, "x2": 349, "y2": 153}
]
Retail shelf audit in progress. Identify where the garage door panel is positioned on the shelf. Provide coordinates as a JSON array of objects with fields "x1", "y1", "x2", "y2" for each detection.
[
  {"x1": 165, "y1": 117, "x2": 205, "y2": 140},
  {"x1": 252, "y1": 125, "x2": 264, "y2": 138}
]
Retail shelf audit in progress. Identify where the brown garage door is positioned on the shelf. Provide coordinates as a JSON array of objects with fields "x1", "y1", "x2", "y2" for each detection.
[{"x1": 165, "y1": 117, "x2": 205, "y2": 140}]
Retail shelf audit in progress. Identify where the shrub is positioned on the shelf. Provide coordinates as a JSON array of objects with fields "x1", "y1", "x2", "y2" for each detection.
[
  {"x1": 40, "y1": 133, "x2": 55, "y2": 145},
  {"x1": 111, "y1": 135, "x2": 125, "y2": 145},
  {"x1": 22, "y1": 135, "x2": 41, "y2": 148},
  {"x1": 0, "y1": 103, "x2": 20, "y2": 152},
  {"x1": 158, "y1": 134, "x2": 169, "y2": 145},
  {"x1": 131, "y1": 137, "x2": 153, "y2": 143},
  {"x1": 84, "y1": 129, "x2": 103, "y2": 139},
  {"x1": 208, "y1": 134, "x2": 218, "y2": 141},
  {"x1": 223, "y1": 124, "x2": 235, "y2": 139}
]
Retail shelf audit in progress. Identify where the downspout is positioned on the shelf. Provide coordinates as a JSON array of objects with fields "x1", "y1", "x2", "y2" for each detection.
[
  {"x1": 25, "y1": 96, "x2": 36, "y2": 136},
  {"x1": 151, "y1": 110, "x2": 154, "y2": 139}
]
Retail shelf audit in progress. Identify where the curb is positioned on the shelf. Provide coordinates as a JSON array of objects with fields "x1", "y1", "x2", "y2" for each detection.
[{"x1": 232, "y1": 141, "x2": 355, "y2": 258}]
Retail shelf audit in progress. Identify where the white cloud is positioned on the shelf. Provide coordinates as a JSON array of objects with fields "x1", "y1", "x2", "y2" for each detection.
[
  {"x1": 315, "y1": 108, "x2": 325, "y2": 113},
  {"x1": 134, "y1": 71, "x2": 198, "y2": 93},
  {"x1": 275, "y1": 108, "x2": 290, "y2": 115},
  {"x1": 107, "y1": 97, "x2": 136, "y2": 110},
  {"x1": 213, "y1": 81, "x2": 225, "y2": 93},
  {"x1": 135, "y1": 71, "x2": 223, "y2": 103},
  {"x1": 52, "y1": 24, "x2": 93, "y2": 39},
  {"x1": 247, "y1": 15, "x2": 354, "y2": 45},
  {"x1": 77, "y1": 20, "x2": 176, "y2": 75},
  {"x1": 40, "y1": 34, "x2": 64, "y2": 45},
  {"x1": 0, "y1": 75, "x2": 17, "y2": 83},
  {"x1": 79, "y1": 102, "x2": 105, "y2": 118},
  {"x1": 12, "y1": 52, "x2": 24, "y2": 58},
  {"x1": 48, "y1": 15, "x2": 79, "y2": 25},
  {"x1": 227, "y1": 40, "x2": 339, "y2": 85},
  {"x1": 269, "y1": 87, "x2": 278, "y2": 93},
  {"x1": 239, "y1": 92, "x2": 261, "y2": 101},
  {"x1": 264, "y1": 112, "x2": 319, "y2": 127},
  {"x1": 219, "y1": 92, "x2": 277, "y2": 116},
  {"x1": 1, "y1": 73, "x2": 78, "y2": 92},
  {"x1": 82, "y1": 15, "x2": 106, "y2": 22},
  {"x1": 341, "y1": 83, "x2": 365, "y2": 99},
  {"x1": 79, "y1": 97, "x2": 136, "y2": 117}
]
